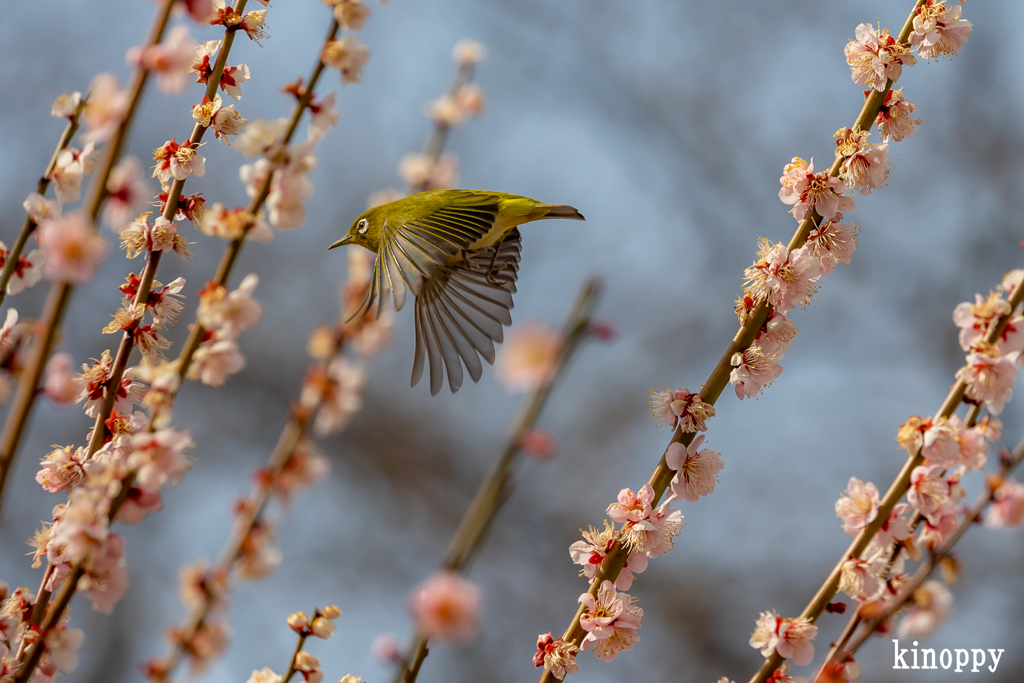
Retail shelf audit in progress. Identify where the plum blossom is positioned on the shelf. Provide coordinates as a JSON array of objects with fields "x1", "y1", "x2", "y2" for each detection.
[
  {"x1": 839, "y1": 550, "x2": 887, "y2": 601},
  {"x1": 193, "y1": 94, "x2": 249, "y2": 144},
  {"x1": 201, "y1": 203, "x2": 258, "y2": 241},
  {"x1": 245, "y1": 668, "x2": 282, "y2": 683},
  {"x1": 118, "y1": 212, "x2": 190, "y2": 260},
  {"x1": 233, "y1": 517, "x2": 281, "y2": 580},
  {"x1": 955, "y1": 342, "x2": 1018, "y2": 415},
  {"x1": 36, "y1": 212, "x2": 109, "y2": 283},
  {"x1": 910, "y1": 1, "x2": 972, "y2": 60},
  {"x1": 35, "y1": 623, "x2": 84, "y2": 683},
  {"x1": 239, "y1": 9, "x2": 269, "y2": 45},
  {"x1": 409, "y1": 572, "x2": 481, "y2": 642},
  {"x1": 311, "y1": 357, "x2": 367, "y2": 436},
  {"x1": 919, "y1": 416, "x2": 960, "y2": 465},
  {"x1": 896, "y1": 580, "x2": 952, "y2": 639},
  {"x1": 779, "y1": 157, "x2": 855, "y2": 221},
  {"x1": 44, "y1": 351, "x2": 85, "y2": 404},
  {"x1": 46, "y1": 487, "x2": 112, "y2": 567},
  {"x1": 322, "y1": 37, "x2": 370, "y2": 85},
  {"x1": 0, "y1": 240, "x2": 44, "y2": 295},
  {"x1": 496, "y1": 321, "x2": 562, "y2": 391},
  {"x1": 152, "y1": 138, "x2": 206, "y2": 185},
  {"x1": 743, "y1": 239, "x2": 818, "y2": 310},
  {"x1": 908, "y1": 464, "x2": 951, "y2": 518},
  {"x1": 182, "y1": 0, "x2": 214, "y2": 22},
  {"x1": 568, "y1": 521, "x2": 647, "y2": 591},
  {"x1": 23, "y1": 191, "x2": 61, "y2": 224},
  {"x1": 666, "y1": 434, "x2": 724, "y2": 503},
  {"x1": 79, "y1": 533, "x2": 129, "y2": 614},
  {"x1": 453, "y1": 39, "x2": 486, "y2": 66},
  {"x1": 730, "y1": 344, "x2": 783, "y2": 399},
  {"x1": 192, "y1": 38, "x2": 250, "y2": 100},
  {"x1": 749, "y1": 611, "x2": 817, "y2": 666},
  {"x1": 844, "y1": 23, "x2": 915, "y2": 92},
  {"x1": 307, "y1": 92, "x2": 340, "y2": 142},
  {"x1": 874, "y1": 502, "x2": 914, "y2": 547},
  {"x1": 0, "y1": 309, "x2": 17, "y2": 355},
  {"x1": 579, "y1": 580, "x2": 642, "y2": 662},
  {"x1": 399, "y1": 153, "x2": 458, "y2": 190},
  {"x1": 51, "y1": 91, "x2": 82, "y2": 119},
  {"x1": 234, "y1": 117, "x2": 289, "y2": 158},
  {"x1": 999, "y1": 269, "x2": 1023, "y2": 297},
  {"x1": 985, "y1": 478, "x2": 1024, "y2": 528},
  {"x1": 834, "y1": 128, "x2": 889, "y2": 196},
  {"x1": 918, "y1": 505, "x2": 959, "y2": 548},
  {"x1": 804, "y1": 218, "x2": 858, "y2": 277},
  {"x1": 265, "y1": 142, "x2": 317, "y2": 229},
  {"x1": 533, "y1": 633, "x2": 579, "y2": 680},
  {"x1": 876, "y1": 88, "x2": 922, "y2": 143},
  {"x1": 835, "y1": 477, "x2": 880, "y2": 536},
  {"x1": 197, "y1": 274, "x2": 263, "y2": 339},
  {"x1": 129, "y1": 428, "x2": 193, "y2": 492},
  {"x1": 188, "y1": 335, "x2": 245, "y2": 387},
  {"x1": 82, "y1": 73, "x2": 129, "y2": 143},
  {"x1": 294, "y1": 651, "x2": 322, "y2": 683},
  {"x1": 103, "y1": 157, "x2": 153, "y2": 231},
  {"x1": 648, "y1": 387, "x2": 714, "y2": 432},
  {"x1": 75, "y1": 351, "x2": 143, "y2": 418},
  {"x1": 326, "y1": 0, "x2": 372, "y2": 31},
  {"x1": 51, "y1": 142, "x2": 95, "y2": 204},
  {"x1": 127, "y1": 25, "x2": 196, "y2": 93},
  {"x1": 767, "y1": 663, "x2": 808, "y2": 683},
  {"x1": 955, "y1": 297, "x2": 1024, "y2": 359},
  {"x1": 36, "y1": 445, "x2": 88, "y2": 493}
]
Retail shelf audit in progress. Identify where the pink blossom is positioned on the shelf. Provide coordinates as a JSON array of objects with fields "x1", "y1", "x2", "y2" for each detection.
[
  {"x1": 197, "y1": 274, "x2": 263, "y2": 338},
  {"x1": 36, "y1": 445, "x2": 88, "y2": 492},
  {"x1": 533, "y1": 633, "x2": 578, "y2": 680},
  {"x1": 578, "y1": 580, "x2": 642, "y2": 662},
  {"x1": 568, "y1": 522, "x2": 646, "y2": 591},
  {"x1": 999, "y1": 269, "x2": 1023, "y2": 297},
  {"x1": 308, "y1": 92, "x2": 340, "y2": 142},
  {"x1": 235, "y1": 118, "x2": 289, "y2": 159},
  {"x1": 778, "y1": 157, "x2": 855, "y2": 221},
  {"x1": 834, "y1": 128, "x2": 889, "y2": 196},
  {"x1": 805, "y1": 219, "x2": 858, "y2": 277},
  {"x1": 955, "y1": 344, "x2": 1018, "y2": 415},
  {"x1": 0, "y1": 308, "x2": 17, "y2": 354},
  {"x1": 985, "y1": 478, "x2": 1024, "y2": 528},
  {"x1": 452, "y1": 39, "x2": 486, "y2": 66},
  {"x1": 310, "y1": 357, "x2": 367, "y2": 436},
  {"x1": 127, "y1": 25, "x2": 196, "y2": 94},
  {"x1": 51, "y1": 91, "x2": 81, "y2": 119},
  {"x1": 36, "y1": 212, "x2": 109, "y2": 283},
  {"x1": 116, "y1": 487, "x2": 163, "y2": 524},
  {"x1": 44, "y1": 351, "x2": 85, "y2": 404},
  {"x1": 496, "y1": 321, "x2": 562, "y2": 391},
  {"x1": 51, "y1": 142, "x2": 95, "y2": 204},
  {"x1": 844, "y1": 23, "x2": 915, "y2": 92},
  {"x1": 266, "y1": 144, "x2": 317, "y2": 229},
  {"x1": 370, "y1": 633, "x2": 402, "y2": 664},
  {"x1": 952, "y1": 292, "x2": 1016, "y2": 352},
  {"x1": 730, "y1": 344, "x2": 783, "y2": 399},
  {"x1": 188, "y1": 336, "x2": 245, "y2": 387},
  {"x1": 839, "y1": 550, "x2": 886, "y2": 601},
  {"x1": 35, "y1": 623, "x2": 84, "y2": 683},
  {"x1": 408, "y1": 571, "x2": 482, "y2": 642},
  {"x1": 749, "y1": 611, "x2": 817, "y2": 666},
  {"x1": 399, "y1": 153, "x2": 459, "y2": 190},
  {"x1": 920, "y1": 417, "x2": 960, "y2": 465},
  {"x1": 645, "y1": 501, "x2": 684, "y2": 558},
  {"x1": 665, "y1": 434, "x2": 724, "y2": 503},
  {"x1": 329, "y1": 0, "x2": 372, "y2": 31},
  {"x1": 152, "y1": 138, "x2": 206, "y2": 184},
  {"x1": 918, "y1": 504, "x2": 959, "y2": 548},
  {"x1": 82, "y1": 73, "x2": 129, "y2": 144},
  {"x1": 80, "y1": 533, "x2": 129, "y2": 614},
  {"x1": 648, "y1": 387, "x2": 714, "y2": 431},
  {"x1": 103, "y1": 157, "x2": 153, "y2": 231},
  {"x1": 608, "y1": 485, "x2": 655, "y2": 525},
  {"x1": 129, "y1": 428, "x2": 193, "y2": 492},
  {"x1": 182, "y1": 0, "x2": 214, "y2": 23},
  {"x1": 521, "y1": 429, "x2": 557, "y2": 460},
  {"x1": 835, "y1": 477, "x2": 880, "y2": 536},
  {"x1": 908, "y1": 464, "x2": 951, "y2": 518},
  {"x1": 23, "y1": 191, "x2": 61, "y2": 224},
  {"x1": 757, "y1": 311, "x2": 799, "y2": 358},
  {"x1": 743, "y1": 240, "x2": 818, "y2": 310},
  {"x1": 896, "y1": 580, "x2": 952, "y2": 639},
  {"x1": 910, "y1": 1, "x2": 972, "y2": 60},
  {"x1": 877, "y1": 88, "x2": 922, "y2": 143},
  {"x1": 874, "y1": 502, "x2": 914, "y2": 547},
  {"x1": 148, "y1": 277, "x2": 187, "y2": 329},
  {"x1": 0, "y1": 239, "x2": 44, "y2": 295},
  {"x1": 322, "y1": 37, "x2": 370, "y2": 85},
  {"x1": 48, "y1": 487, "x2": 111, "y2": 566}
]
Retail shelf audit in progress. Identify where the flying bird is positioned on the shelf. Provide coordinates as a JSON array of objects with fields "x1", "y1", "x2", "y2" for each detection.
[{"x1": 329, "y1": 189, "x2": 584, "y2": 395}]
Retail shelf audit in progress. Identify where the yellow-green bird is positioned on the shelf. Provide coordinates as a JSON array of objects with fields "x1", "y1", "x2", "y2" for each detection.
[{"x1": 329, "y1": 189, "x2": 584, "y2": 395}]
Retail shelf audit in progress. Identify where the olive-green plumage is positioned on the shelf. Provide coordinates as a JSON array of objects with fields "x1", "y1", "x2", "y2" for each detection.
[{"x1": 329, "y1": 189, "x2": 585, "y2": 395}]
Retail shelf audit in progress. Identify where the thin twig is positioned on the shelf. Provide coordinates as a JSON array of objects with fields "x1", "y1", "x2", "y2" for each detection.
[{"x1": 393, "y1": 277, "x2": 603, "y2": 683}]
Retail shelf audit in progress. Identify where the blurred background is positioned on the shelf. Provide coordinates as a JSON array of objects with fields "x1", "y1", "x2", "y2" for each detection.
[{"x1": 2, "y1": 1, "x2": 1024, "y2": 681}]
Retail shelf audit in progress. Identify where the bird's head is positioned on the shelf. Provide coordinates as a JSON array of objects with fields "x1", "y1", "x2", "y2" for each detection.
[{"x1": 328, "y1": 206, "x2": 385, "y2": 252}]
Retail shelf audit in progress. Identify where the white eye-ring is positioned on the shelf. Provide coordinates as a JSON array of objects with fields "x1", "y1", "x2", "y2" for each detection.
[{"x1": 357, "y1": 218, "x2": 369, "y2": 234}]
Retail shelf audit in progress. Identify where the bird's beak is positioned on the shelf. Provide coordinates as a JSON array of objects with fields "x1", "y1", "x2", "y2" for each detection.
[{"x1": 328, "y1": 235, "x2": 354, "y2": 250}]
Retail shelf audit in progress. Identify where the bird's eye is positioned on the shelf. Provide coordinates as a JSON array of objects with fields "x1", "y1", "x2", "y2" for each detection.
[{"x1": 357, "y1": 218, "x2": 369, "y2": 234}]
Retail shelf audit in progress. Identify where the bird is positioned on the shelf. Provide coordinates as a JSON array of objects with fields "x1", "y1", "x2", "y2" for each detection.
[{"x1": 329, "y1": 189, "x2": 584, "y2": 395}]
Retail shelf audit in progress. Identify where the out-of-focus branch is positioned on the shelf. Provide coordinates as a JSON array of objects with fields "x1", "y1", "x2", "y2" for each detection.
[
  {"x1": 393, "y1": 277, "x2": 603, "y2": 683},
  {"x1": 0, "y1": 0, "x2": 176, "y2": 513}
]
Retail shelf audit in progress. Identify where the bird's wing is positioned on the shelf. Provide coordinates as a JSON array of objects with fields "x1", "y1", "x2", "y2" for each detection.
[
  {"x1": 361, "y1": 193, "x2": 502, "y2": 320},
  {"x1": 412, "y1": 228, "x2": 522, "y2": 395}
]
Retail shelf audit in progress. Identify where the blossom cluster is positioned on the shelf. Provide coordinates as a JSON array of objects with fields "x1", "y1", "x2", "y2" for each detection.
[{"x1": 241, "y1": 606, "x2": 362, "y2": 683}]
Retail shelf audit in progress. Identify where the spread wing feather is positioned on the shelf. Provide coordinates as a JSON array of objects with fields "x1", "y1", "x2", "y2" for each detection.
[{"x1": 412, "y1": 229, "x2": 522, "y2": 394}]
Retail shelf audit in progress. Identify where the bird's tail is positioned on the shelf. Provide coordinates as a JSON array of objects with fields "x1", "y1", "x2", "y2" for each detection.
[{"x1": 538, "y1": 204, "x2": 586, "y2": 221}]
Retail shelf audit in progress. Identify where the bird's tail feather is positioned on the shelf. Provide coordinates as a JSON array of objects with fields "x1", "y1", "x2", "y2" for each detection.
[{"x1": 539, "y1": 204, "x2": 585, "y2": 221}]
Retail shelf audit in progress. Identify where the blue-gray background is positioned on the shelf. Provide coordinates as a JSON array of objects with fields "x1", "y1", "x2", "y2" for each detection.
[{"x1": 2, "y1": 1, "x2": 1023, "y2": 681}]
